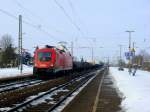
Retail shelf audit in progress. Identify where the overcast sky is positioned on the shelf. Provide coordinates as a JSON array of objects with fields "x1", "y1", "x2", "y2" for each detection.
[{"x1": 0, "y1": 0, "x2": 150, "y2": 62}]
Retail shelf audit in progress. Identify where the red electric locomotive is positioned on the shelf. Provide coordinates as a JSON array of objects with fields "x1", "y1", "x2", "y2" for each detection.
[{"x1": 33, "y1": 45, "x2": 73, "y2": 76}]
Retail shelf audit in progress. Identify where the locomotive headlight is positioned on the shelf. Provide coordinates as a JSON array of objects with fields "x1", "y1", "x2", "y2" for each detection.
[{"x1": 50, "y1": 64, "x2": 53, "y2": 66}]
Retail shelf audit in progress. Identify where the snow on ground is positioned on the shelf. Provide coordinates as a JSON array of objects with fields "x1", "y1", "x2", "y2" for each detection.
[
  {"x1": 110, "y1": 67, "x2": 150, "y2": 112},
  {"x1": 0, "y1": 65, "x2": 33, "y2": 79}
]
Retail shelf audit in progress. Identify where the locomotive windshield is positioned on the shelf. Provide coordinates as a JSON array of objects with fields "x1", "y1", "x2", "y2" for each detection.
[{"x1": 38, "y1": 52, "x2": 51, "y2": 61}]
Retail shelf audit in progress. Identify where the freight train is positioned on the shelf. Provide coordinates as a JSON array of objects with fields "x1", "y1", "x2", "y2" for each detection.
[{"x1": 33, "y1": 45, "x2": 102, "y2": 77}]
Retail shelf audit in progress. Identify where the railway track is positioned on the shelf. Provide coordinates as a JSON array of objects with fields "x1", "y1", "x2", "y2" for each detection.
[
  {"x1": 0, "y1": 79, "x2": 35, "y2": 88},
  {"x1": 5, "y1": 70, "x2": 98, "y2": 112},
  {"x1": 0, "y1": 74, "x2": 33, "y2": 85},
  {"x1": 0, "y1": 79, "x2": 44, "y2": 94}
]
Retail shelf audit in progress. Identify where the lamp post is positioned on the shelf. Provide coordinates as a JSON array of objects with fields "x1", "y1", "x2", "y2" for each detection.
[
  {"x1": 119, "y1": 44, "x2": 123, "y2": 68},
  {"x1": 126, "y1": 30, "x2": 135, "y2": 74}
]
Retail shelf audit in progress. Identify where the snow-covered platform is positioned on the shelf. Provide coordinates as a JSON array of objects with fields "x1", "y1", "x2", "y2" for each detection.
[
  {"x1": 110, "y1": 67, "x2": 150, "y2": 112},
  {"x1": 0, "y1": 65, "x2": 33, "y2": 80}
]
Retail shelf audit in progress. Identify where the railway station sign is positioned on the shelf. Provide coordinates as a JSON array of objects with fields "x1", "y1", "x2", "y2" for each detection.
[{"x1": 125, "y1": 52, "x2": 134, "y2": 59}]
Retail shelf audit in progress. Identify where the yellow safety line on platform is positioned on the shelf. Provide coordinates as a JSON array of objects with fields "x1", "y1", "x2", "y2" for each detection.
[{"x1": 92, "y1": 69, "x2": 105, "y2": 112}]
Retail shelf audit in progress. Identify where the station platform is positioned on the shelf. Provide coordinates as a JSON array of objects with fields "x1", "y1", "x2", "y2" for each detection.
[{"x1": 62, "y1": 68, "x2": 122, "y2": 112}]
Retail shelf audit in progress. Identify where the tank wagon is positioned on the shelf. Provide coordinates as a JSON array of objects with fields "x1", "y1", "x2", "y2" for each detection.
[{"x1": 33, "y1": 45, "x2": 73, "y2": 76}]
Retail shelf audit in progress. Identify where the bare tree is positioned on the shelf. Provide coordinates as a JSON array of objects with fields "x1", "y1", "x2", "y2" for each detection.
[
  {"x1": 0, "y1": 34, "x2": 17, "y2": 67},
  {"x1": 139, "y1": 50, "x2": 150, "y2": 62},
  {"x1": 133, "y1": 50, "x2": 150, "y2": 70},
  {"x1": 0, "y1": 34, "x2": 13, "y2": 50}
]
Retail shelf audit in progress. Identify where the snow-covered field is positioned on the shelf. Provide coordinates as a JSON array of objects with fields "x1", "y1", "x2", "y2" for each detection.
[
  {"x1": 0, "y1": 65, "x2": 33, "y2": 79},
  {"x1": 110, "y1": 67, "x2": 150, "y2": 112}
]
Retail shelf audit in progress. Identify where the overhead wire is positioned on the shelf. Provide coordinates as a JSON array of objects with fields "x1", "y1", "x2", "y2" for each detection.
[
  {"x1": 67, "y1": 0, "x2": 89, "y2": 35},
  {"x1": 55, "y1": 0, "x2": 92, "y2": 45},
  {"x1": 13, "y1": 0, "x2": 40, "y2": 20},
  {"x1": 67, "y1": 0, "x2": 76, "y2": 16},
  {"x1": 0, "y1": 8, "x2": 59, "y2": 41},
  {"x1": 11, "y1": 0, "x2": 37, "y2": 24},
  {"x1": 0, "y1": 8, "x2": 37, "y2": 28},
  {"x1": 53, "y1": 0, "x2": 84, "y2": 36},
  {"x1": 12, "y1": 0, "x2": 68, "y2": 37},
  {"x1": 67, "y1": 0, "x2": 90, "y2": 38},
  {"x1": 52, "y1": 0, "x2": 94, "y2": 59}
]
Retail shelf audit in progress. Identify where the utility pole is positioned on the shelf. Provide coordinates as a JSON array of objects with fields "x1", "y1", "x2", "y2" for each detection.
[
  {"x1": 92, "y1": 47, "x2": 94, "y2": 64},
  {"x1": 119, "y1": 45, "x2": 122, "y2": 66},
  {"x1": 119, "y1": 45, "x2": 122, "y2": 61},
  {"x1": 91, "y1": 38, "x2": 96, "y2": 64},
  {"x1": 132, "y1": 42, "x2": 135, "y2": 64},
  {"x1": 107, "y1": 56, "x2": 109, "y2": 66},
  {"x1": 18, "y1": 15, "x2": 23, "y2": 74},
  {"x1": 71, "y1": 41, "x2": 73, "y2": 56},
  {"x1": 118, "y1": 44, "x2": 124, "y2": 70},
  {"x1": 126, "y1": 30, "x2": 134, "y2": 74}
]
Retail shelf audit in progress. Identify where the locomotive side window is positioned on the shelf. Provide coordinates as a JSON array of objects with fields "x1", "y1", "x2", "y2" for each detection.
[{"x1": 38, "y1": 52, "x2": 51, "y2": 61}]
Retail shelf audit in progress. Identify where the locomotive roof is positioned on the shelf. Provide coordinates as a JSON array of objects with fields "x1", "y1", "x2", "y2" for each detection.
[
  {"x1": 45, "y1": 45, "x2": 55, "y2": 48},
  {"x1": 45, "y1": 44, "x2": 69, "y2": 52},
  {"x1": 36, "y1": 45, "x2": 70, "y2": 53}
]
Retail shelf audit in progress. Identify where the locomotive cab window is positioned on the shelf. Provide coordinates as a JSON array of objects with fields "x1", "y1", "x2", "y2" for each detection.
[{"x1": 38, "y1": 52, "x2": 52, "y2": 61}]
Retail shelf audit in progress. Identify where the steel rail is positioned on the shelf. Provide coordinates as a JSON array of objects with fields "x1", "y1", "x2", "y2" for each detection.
[
  {"x1": 47, "y1": 68, "x2": 105, "y2": 112},
  {"x1": 0, "y1": 79, "x2": 36, "y2": 88},
  {"x1": 6, "y1": 71, "x2": 96, "y2": 112},
  {"x1": 47, "y1": 74, "x2": 93, "y2": 112},
  {"x1": 0, "y1": 79, "x2": 43, "y2": 94}
]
